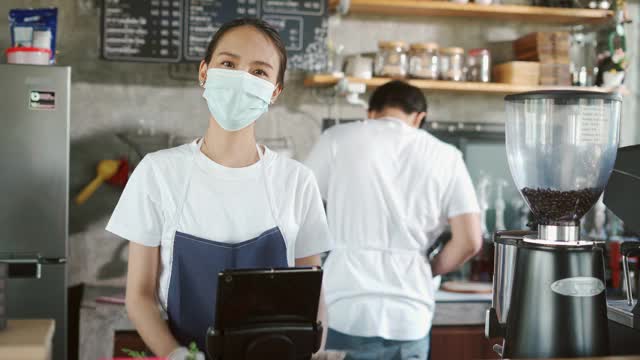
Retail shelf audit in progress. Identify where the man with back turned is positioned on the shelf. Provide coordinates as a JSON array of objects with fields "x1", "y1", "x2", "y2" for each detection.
[{"x1": 306, "y1": 80, "x2": 483, "y2": 360}]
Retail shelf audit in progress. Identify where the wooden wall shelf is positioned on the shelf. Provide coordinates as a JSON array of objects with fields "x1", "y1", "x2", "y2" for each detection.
[
  {"x1": 304, "y1": 74, "x2": 613, "y2": 95},
  {"x1": 330, "y1": 0, "x2": 613, "y2": 25}
]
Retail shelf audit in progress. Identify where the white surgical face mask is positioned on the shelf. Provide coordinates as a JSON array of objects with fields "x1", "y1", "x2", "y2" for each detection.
[{"x1": 202, "y1": 68, "x2": 276, "y2": 132}]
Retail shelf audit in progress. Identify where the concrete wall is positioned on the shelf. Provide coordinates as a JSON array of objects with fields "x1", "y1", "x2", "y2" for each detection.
[{"x1": 0, "y1": 0, "x2": 637, "y2": 286}]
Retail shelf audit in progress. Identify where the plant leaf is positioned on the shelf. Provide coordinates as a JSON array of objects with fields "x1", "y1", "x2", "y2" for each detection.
[
  {"x1": 121, "y1": 348, "x2": 147, "y2": 358},
  {"x1": 189, "y1": 341, "x2": 198, "y2": 352}
]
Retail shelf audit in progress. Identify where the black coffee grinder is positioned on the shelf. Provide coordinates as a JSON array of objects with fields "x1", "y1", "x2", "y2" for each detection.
[{"x1": 486, "y1": 90, "x2": 622, "y2": 358}]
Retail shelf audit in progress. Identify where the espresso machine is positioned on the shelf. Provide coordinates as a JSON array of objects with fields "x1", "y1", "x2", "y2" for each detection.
[
  {"x1": 603, "y1": 144, "x2": 640, "y2": 355},
  {"x1": 486, "y1": 90, "x2": 622, "y2": 358}
]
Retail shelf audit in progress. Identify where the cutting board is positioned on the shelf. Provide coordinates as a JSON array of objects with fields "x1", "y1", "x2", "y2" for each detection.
[
  {"x1": 0, "y1": 319, "x2": 54, "y2": 360},
  {"x1": 441, "y1": 281, "x2": 493, "y2": 294}
]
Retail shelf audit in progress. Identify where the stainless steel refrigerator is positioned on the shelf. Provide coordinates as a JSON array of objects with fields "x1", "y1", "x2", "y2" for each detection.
[{"x1": 0, "y1": 64, "x2": 69, "y2": 360}]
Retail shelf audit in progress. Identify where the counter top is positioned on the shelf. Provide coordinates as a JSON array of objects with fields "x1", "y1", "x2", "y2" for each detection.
[
  {"x1": 435, "y1": 289, "x2": 492, "y2": 303},
  {"x1": 0, "y1": 319, "x2": 55, "y2": 360},
  {"x1": 433, "y1": 289, "x2": 492, "y2": 327}
]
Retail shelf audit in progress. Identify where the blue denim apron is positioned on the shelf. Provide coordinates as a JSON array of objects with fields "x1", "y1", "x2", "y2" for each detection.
[{"x1": 166, "y1": 143, "x2": 289, "y2": 351}]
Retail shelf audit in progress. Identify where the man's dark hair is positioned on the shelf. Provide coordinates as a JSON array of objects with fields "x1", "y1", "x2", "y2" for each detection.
[
  {"x1": 204, "y1": 18, "x2": 288, "y2": 86},
  {"x1": 368, "y1": 80, "x2": 428, "y2": 118}
]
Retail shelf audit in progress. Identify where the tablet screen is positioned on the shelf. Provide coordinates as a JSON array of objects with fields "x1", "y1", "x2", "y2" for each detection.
[{"x1": 214, "y1": 267, "x2": 323, "y2": 330}]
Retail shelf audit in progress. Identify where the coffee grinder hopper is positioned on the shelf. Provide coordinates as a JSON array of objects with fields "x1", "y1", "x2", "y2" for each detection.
[{"x1": 505, "y1": 90, "x2": 622, "y2": 241}]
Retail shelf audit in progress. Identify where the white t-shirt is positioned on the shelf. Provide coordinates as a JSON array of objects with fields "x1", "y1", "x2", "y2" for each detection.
[
  {"x1": 305, "y1": 118, "x2": 480, "y2": 341},
  {"x1": 106, "y1": 140, "x2": 333, "y2": 309}
]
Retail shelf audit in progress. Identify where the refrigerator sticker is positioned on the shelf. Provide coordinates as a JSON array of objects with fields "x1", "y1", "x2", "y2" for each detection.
[
  {"x1": 29, "y1": 90, "x2": 55, "y2": 110},
  {"x1": 551, "y1": 277, "x2": 605, "y2": 297}
]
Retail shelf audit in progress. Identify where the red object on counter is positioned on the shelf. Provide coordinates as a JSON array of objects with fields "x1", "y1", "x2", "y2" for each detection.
[
  {"x1": 104, "y1": 358, "x2": 166, "y2": 360},
  {"x1": 610, "y1": 241, "x2": 621, "y2": 289},
  {"x1": 95, "y1": 295, "x2": 126, "y2": 305},
  {"x1": 106, "y1": 158, "x2": 129, "y2": 188}
]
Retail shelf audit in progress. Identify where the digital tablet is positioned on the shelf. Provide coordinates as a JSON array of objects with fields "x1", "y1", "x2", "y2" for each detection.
[{"x1": 214, "y1": 267, "x2": 323, "y2": 330}]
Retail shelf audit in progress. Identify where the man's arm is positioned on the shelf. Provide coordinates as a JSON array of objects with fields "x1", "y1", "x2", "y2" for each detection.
[
  {"x1": 430, "y1": 213, "x2": 482, "y2": 276},
  {"x1": 296, "y1": 254, "x2": 328, "y2": 352}
]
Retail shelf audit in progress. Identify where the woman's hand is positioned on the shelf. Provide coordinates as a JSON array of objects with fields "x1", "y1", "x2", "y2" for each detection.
[
  {"x1": 126, "y1": 242, "x2": 181, "y2": 357},
  {"x1": 167, "y1": 346, "x2": 206, "y2": 360}
]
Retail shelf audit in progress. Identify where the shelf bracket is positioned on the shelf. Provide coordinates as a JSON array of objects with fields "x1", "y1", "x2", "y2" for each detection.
[{"x1": 338, "y1": 0, "x2": 351, "y2": 15}]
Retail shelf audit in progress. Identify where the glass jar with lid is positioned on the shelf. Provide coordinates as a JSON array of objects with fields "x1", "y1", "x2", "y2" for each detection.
[
  {"x1": 375, "y1": 41, "x2": 409, "y2": 78},
  {"x1": 467, "y1": 48, "x2": 491, "y2": 83},
  {"x1": 440, "y1": 47, "x2": 465, "y2": 81},
  {"x1": 409, "y1": 42, "x2": 439, "y2": 80}
]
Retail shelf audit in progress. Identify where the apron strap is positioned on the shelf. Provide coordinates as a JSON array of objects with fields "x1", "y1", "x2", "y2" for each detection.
[
  {"x1": 257, "y1": 144, "x2": 283, "y2": 231},
  {"x1": 171, "y1": 139, "x2": 200, "y2": 230}
]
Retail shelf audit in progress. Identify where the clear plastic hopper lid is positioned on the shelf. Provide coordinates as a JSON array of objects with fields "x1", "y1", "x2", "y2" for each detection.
[{"x1": 505, "y1": 91, "x2": 622, "y2": 226}]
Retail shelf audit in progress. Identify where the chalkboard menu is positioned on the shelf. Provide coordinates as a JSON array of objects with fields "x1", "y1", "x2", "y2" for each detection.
[
  {"x1": 102, "y1": 0, "x2": 183, "y2": 62},
  {"x1": 101, "y1": 0, "x2": 328, "y2": 71},
  {"x1": 263, "y1": 0, "x2": 328, "y2": 71}
]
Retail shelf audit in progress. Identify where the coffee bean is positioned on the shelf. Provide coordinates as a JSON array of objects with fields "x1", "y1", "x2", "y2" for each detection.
[{"x1": 521, "y1": 187, "x2": 601, "y2": 225}]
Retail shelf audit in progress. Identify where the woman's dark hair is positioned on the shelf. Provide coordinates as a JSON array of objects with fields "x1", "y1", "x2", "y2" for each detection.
[
  {"x1": 368, "y1": 80, "x2": 428, "y2": 115},
  {"x1": 204, "y1": 18, "x2": 288, "y2": 86}
]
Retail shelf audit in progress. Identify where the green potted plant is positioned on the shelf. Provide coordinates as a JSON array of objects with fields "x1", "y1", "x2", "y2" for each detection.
[
  {"x1": 603, "y1": 48, "x2": 627, "y2": 87},
  {"x1": 121, "y1": 342, "x2": 200, "y2": 359}
]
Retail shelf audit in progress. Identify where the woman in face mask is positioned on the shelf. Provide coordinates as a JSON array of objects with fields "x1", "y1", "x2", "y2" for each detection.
[{"x1": 106, "y1": 18, "x2": 333, "y2": 359}]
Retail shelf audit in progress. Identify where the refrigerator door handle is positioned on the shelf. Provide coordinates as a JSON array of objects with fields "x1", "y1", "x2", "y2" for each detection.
[
  {"x1": 39, "y1": 257, "x2": 67, "y2": 264},
  {"x1": 0, "y1": 258, "x2": 42, "y2": 279}
]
